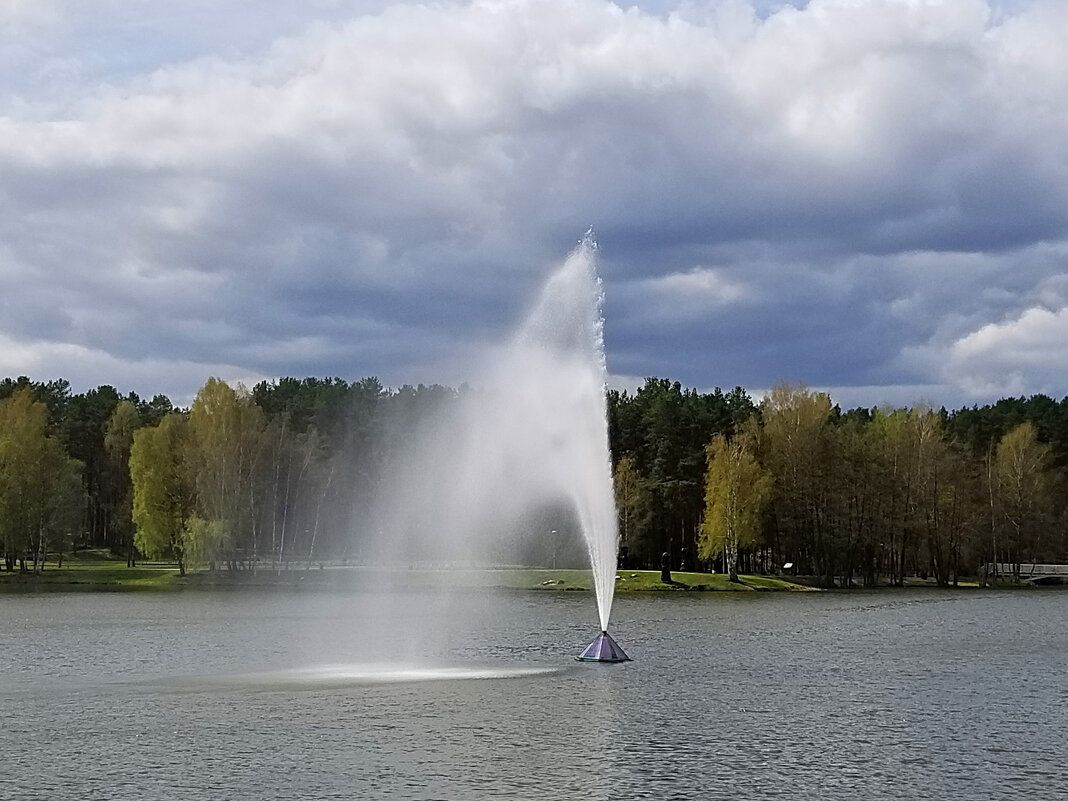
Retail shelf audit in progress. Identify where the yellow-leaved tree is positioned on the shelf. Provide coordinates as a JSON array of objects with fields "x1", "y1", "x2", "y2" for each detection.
[
  {"x1": 995, "y1": 421, "x2": 1053, "y2": 578},
  {"x1": 699, "y1": 430, "x2": 771, "y2": 582}
]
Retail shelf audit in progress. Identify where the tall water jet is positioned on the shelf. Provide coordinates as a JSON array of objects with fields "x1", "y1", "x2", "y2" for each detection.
[
  {"x1": 514, "y1": 228, "x2": 619, "y2": 637},
  {"x1": 367, "y1": 228, "x2": 625, "y2": 660}
]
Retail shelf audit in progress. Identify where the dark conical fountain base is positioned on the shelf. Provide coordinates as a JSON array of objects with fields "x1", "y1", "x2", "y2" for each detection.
[{"x1": 576, "y1": 630, "x2": 631, "y2": 663}]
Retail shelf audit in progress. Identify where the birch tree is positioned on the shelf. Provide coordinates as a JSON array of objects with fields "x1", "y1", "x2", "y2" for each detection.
[
  {"x1": 996, "y1": 422, "x2": 1052, "y2": 577},
  {"x1": 699, "y1": 431, "x2": 771, "y2": 582},
  {"x1": 188, "y1": 378, "x2": 267, "y2": 568}
]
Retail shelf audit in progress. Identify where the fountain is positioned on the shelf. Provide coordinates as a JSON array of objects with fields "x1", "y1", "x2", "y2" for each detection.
[
  {"x1": 369, "y1": 229, "x2": 628, "y2": 662},
  {"x1": 538, "y1": 230, "x2": 628, "y2": 663},
  {"x1": 514, "y1": 229, "x2": 622, "y2": 650},
  {"x1": 576, "y1": 630, "x2": 630, "y2": 663},
  {"x1": 519, "y1": 229, "x2": 628, "y2": 662}
]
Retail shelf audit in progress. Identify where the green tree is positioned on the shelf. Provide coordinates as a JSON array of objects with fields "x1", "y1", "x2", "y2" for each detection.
[
  {"x1": 130, "y1": 413, "x2": 194, "y2": 575},
  {"x1": 188, "y1": 378, "x2": 267, "y2": 568},
  {"x1": 40, "y1": 445, "x2": 85, "y2": 568},
  {"x1": 0, "y1": 389, "x2": 83, "y2": 572},
  {"x1": 61, "y1": 385, "x2": 121, "y2": 547},
  {"x1": 699, "y1": 431, "x2": 771, "y2": 582},
  {"x1": 184, "y1": 516, "x2": 228, "y2": 568},
  {"x1": 606, "y1": 378, "x2": 754, "y2": 566},
  {"x1": 827, "y1": 413, "x2": 880, "y2": 587},
  {"x1": 138, "y1": 394, "x2": 174, "y2": 427},
  {"x1": 105, "y1": 400, "x2": 140, "y2": 565},
  {"x1": 760, "y1": 383, "x2": 834, "y2": 581}
]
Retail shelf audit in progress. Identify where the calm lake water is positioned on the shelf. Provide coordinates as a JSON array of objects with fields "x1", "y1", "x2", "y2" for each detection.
[{"x1": 2, "y1": 585, "x2": 1066, "y2": 800}]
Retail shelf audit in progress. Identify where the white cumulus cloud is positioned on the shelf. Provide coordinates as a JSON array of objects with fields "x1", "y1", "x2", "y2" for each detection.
[{"x1": 0, "y1": 0, "x2": 1066, "y2": 407}]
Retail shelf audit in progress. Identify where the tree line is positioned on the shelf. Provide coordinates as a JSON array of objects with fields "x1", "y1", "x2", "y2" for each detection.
[
  {"x1": 0, "y1": 375, "x2": 447, "y2": 573},
  {"x1": 1, "y1": 373, "x2": 1066, "y2": 583},
  {"x1": 612, "y1": 380, "x2": 1068, "y2": 586}
]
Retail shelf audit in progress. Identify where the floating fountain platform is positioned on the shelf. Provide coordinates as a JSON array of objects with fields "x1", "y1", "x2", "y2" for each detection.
[{"x1": 576, "y1": 630, "x2": 630, "y2": 663}]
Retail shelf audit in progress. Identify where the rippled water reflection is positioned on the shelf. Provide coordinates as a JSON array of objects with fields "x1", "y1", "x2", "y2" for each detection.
[{"x1": 2, "y1": 587, "x2": 1065, "y2": 799}]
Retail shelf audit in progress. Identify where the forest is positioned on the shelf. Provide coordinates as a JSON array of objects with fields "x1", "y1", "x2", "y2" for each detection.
[{"x1": 0, "y1": 374, "x2": 1065, "y2": 586}]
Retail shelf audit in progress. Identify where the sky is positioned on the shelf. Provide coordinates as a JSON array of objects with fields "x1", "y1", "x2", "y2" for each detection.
[{"x1": 1, "y1": 0, "x2": 1066, "y2": 409}]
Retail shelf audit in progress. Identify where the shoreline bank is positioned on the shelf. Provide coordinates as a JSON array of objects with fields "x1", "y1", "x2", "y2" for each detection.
[{"x1": 3, "y1": 560, "x2": 1060, "y2": 593}]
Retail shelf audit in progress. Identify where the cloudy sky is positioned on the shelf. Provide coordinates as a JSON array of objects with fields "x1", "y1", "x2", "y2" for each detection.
[{"x1": 2, "y1": 0, "x2": 1066, "y2": 408}]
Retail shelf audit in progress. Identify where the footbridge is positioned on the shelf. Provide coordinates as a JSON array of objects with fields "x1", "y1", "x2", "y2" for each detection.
[{"x1": 983, "y1": 563, "x2": 1068, "y2": 584}]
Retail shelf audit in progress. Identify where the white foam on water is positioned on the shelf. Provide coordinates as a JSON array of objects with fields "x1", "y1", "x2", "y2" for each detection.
[{"x1": 163, "y1": 663, "x2": 564, "y2": 692}]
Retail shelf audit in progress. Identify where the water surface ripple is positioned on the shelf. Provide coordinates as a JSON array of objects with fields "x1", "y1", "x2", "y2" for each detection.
[{"x1": 2, "y1": 588, "x2": 1065, "y2": 799}]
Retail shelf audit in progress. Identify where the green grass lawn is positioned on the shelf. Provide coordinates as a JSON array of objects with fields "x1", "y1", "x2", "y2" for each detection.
[
  {"x1": 0, "y1": 548, "x2": 181, "y2": 590},
  {"x1": 0, "y1": 559, "x2": 815, "y2": 593},
  {"x1": 2, "y1": 561, "x2": 1021, "y2": 592},
  {"x1": 401, "y1": 567, "x2": 817, "y2": 592}
]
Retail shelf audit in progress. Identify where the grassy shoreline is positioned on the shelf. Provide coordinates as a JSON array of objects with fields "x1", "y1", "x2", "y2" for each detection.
[
  {"x1": 2, "y1": 554, "x2": 1053, "y2": 593},
  {"x1": 0, "y1": 564, "x2": 810, "y2": 592}
]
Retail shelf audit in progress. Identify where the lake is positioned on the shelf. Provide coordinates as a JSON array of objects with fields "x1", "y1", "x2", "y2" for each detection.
[{"x1": 2, "y1": 585, "x2": 1065, "y2": 799}]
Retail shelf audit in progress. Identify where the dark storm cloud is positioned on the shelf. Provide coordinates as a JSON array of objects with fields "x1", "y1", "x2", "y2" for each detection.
[{"x1": 1, "y1": 0, "x2": 1067, "y2": 407}]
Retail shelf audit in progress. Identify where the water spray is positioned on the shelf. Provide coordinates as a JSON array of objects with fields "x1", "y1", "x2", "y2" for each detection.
[
  {"x1": 367, "y1": 228, "x2": 629, "y2": 662},
  {"x1": 565, "y1": 229, "x2": 629, "y2": 663}
]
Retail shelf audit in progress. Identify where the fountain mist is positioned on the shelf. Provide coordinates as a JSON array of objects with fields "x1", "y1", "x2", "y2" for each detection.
[{"x1": 370, "y1": 230, "x2": 619, "y2": 634}]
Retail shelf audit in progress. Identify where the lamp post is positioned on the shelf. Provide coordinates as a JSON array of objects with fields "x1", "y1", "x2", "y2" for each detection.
[{"x1": 551, "y1": 530, "x2": 558, "y2": 570}]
